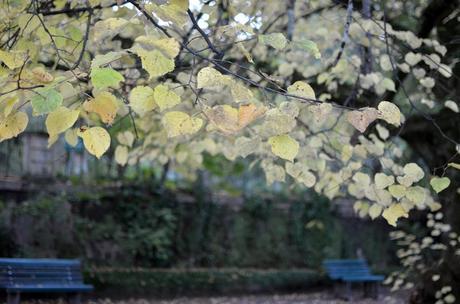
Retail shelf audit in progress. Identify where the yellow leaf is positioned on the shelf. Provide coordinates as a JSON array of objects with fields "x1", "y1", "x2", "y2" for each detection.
[
  {"x1": 374, "y1": 173, "x2": 395, "y2": 189},
  {"x1": 378, "y1": 101, "x2": 401, "y2": 127},
  {"x1": 403, "y1": 163, "x2": 425, "y2": 182},
  {"x1": 162, "y1": 111, "x2": 203, "y2": 137},
  {"x1": 197, "y1": 67, "x2": 226, "y2": 89},
  {"x1": 147, "y1": 0, "x2": 189, "y2": 27},
  {"x1": 117, "y1": 131, "x2": 135, "y2": 147},
  {"x1": 31, "y1": 67, "x2": 54, "y2": 83},
  {"x1": 380, "y1": 54, "x2": 392, "y2": 71},
  {"x1": 205, "y1": 104, "x2": 265, "y2": 134},
  {"x1": 64, "y1": 128, "x2": 79, "y2": 147},
  {"x1": 0, "y1": 111, "x2": 28, "y2": 142},
  {"x1": 268, "y1": 134, "x2": 299, "y2": 162},
  {"x1": 133, "y1": 48, "x2": 175, "y2": 79},
  {"x1": 229, "y1": 82, "x2": 254, "y2": 103},
  {"x1": 0, "y1": 96, "x2": 19, "y2": 119},
  {"x1": 115, "y1": 145, "x2": 128, "y2": 166},
  {"x1": 258, "y1": 33, "x2": 287, "y2": 50},
  {"x1": 78, "y1": 126, "x2": 111, "y2": 159},
  {"x1": 134, "y1": 36, "x2": 180, "y2": 59},
  {"x1": 0, "y1": 50, "x2": 26, "y2": 69},
  {"x1": 405, "y1": 186, "x2": 426, "y2": 205},
  {"x1": 154, "y1": 84, "x2": 181, "y2": 112},
  {"x1": 382, "y1": 204, "x2": 408, "y2": 227},
  {"x1": 388, "y1": 184, "x2": 406, "y2": 199},
  {"x1": 404, "y1": 52, "x2": 422, "y2": 66},
  {"x1": 93, "y1": 18, "x2": 128, "y2": 41},
  {"x1": 287, "y1": 81, "x2": 316, "y2": 100},
  {"x1": 205, "y1": 105, "x2": 238, "y2": 134},
  {"x1": 46, "y1": 106, "x2": 80, "y2": 138},
  {"x1": 237, "y1": 103, "x2": 266, "y2": 128},
  {"x1": 83, "y1": 92, "x2": 119, "y2": 124},
  {"x1": 285, "y1": 162, "x2": 316, "y2": 187},
  {"x1": 347, "y1": 107, "x2": 379, "y2": 133},
  {"x1": 129, "y1": 86, "x2": 156, "y2": 116},
  {"x1": 369, "y1": 204, "x2": 383, "y2": 220},
  {"x1": 47, "y1": 134, "x2": 59, "y2": 148},
  {"x1": 448, "y1": 162, "x2": 460, "y2": 170},
  {"x1": 444, "y1": 100, "x2": 459, "y2": 113},
  {"x1": 18, "y1": 14, "x2": 41, "y2": 35}
]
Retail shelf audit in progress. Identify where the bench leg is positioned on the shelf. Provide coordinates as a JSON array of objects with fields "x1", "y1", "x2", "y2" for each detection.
[
  {"x1": 373, "y1": 282, "x2": 380, "y2": 300},
  {"x1": 69, "y1": 293, "x2": 82, "y2": 304},
  {"x1": 345, "y1": 281, "x2": 352, "y2": 301},
  {"x1": 7, "y1": 292, "x2": 20, "y2": 304},
  {"x1": 363, "y1": 282, "x2": 370, "y2": 298}
]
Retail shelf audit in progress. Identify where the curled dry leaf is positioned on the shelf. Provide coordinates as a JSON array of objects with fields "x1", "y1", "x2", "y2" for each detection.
[
  {"x1": 347, "y1": 107, "x2": 379, "y2": 133},
  {"x1": 205, "y1": 103, "x2": 266, "y2": 134}
]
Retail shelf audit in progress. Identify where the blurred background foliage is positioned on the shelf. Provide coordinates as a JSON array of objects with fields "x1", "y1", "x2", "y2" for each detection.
[
  {"x1": 0, "y1": 153, "x2": 397, "y2": 295},
  {"x1": 0, "y1": 185, "x2": 395, "y2": 269}
]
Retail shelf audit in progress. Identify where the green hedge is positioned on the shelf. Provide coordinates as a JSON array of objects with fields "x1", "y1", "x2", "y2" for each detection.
[{"x1": 85, "y1": 268, "x2": 325, "y2": 297}]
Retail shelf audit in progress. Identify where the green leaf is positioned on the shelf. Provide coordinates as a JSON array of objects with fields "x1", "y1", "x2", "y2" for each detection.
[
  {"x1": 90, "y1": 67, "x2": 124, "y2": 90},
  {"x1": 290, "y1": 39, "x2": 321, "y2": 59},
  {"x1": 430, "y1": 176, "x2": 450, "y2": 193},
  {"x1": 258, "y1": 33, "x2": 287, "y2": 50},
  {"x1": 31, "y1": 88, "x2": 63, "y2": 115},
  {"x1": 91, "y1": 51, "x2": 126, "y2": 69}
]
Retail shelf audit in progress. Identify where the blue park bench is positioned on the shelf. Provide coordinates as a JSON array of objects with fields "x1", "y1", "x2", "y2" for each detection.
[
  {"x1": 323, "y1": 259, "x2": 384, "y2": 301},
  {"x1": 0, "y1": 258, "x2": 93, "y2": 304}
]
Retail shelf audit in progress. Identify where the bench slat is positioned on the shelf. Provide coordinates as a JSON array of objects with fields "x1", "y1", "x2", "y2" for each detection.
[
  {"x1": 0, "y1": 259, "x2": 81, "y2": 265},
  {"x1": 323, "y1": 259, "x2": 384, "y2": 283},
  {"x1": 3, "y1": 284, "x2": 93, "y2": 292}
]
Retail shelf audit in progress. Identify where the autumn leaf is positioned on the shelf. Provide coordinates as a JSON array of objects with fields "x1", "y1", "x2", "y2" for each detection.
[
  {"x1": 259, "y1": 33, "x2": 287, "y2": 50},
  {"x1": 378, "y1": 101, "x2": 401, "y2": 127},
  {"x1": 115, "y1": 145, "x2": 129, "y2": 166},
  {"x1": 382, "y1": 204, "x2": 408, "y2": 227},
  {"x1": 0, "y1": 111, "x2": 28, "y2": 142},
  {"x1": 347, "y1": 107, "x2": 379, "y2": 133},
  {"x1": 287, "y1": 81, "x2": 316, "y2": 100},
  {"x1": 83, "y1": 91, "x2": 119, "y2": 124},
  {"x1": 46, "y1": 106, "x2": 80, "y2": 138},
  {"x1": 154, "y1": 84, "x2": 181, "y2": 112},
  {"x1": 78, "y1": 126, "x2": 111, "y2": 159},
  {"x1": 268, "y1": 134, "x2": 299, "y2": 162},
  {"x1": 162, "y1": 111, "x2": 203, "y2": 137},
  {"x1": 129, "y1": 86, "x2": 156, "y2": 116}
]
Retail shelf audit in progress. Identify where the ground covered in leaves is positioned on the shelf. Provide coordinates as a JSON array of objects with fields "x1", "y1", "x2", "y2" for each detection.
[
  {"x1": 20, "y1": 290, "x2": 407, "y2": 304},
  {"x1": 107, "y1": 292, "x2": 405, "y2": 304}
]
